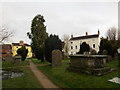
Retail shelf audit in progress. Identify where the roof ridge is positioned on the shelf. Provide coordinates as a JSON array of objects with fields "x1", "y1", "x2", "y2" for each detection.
[
  {"x1": 70, "y1": 34, "x2": 99, "y2": 40},
  {"x1": 73, "y1": 34, "x2": 98, "y2": 38}
]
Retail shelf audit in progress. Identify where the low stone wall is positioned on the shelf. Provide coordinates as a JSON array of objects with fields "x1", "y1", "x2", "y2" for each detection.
[{"x1": 68, "y1": 54, "x2": 112, "y2": 76}]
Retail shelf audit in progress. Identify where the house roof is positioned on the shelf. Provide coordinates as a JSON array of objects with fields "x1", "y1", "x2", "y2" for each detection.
[
  {"x1": 12, "y1": 43, "x2": 30, "y2": 46},
  {"x1": 2, "y1": 44, "x2": 11, "y2": 46},
  {"x1": 70, "y1": 34, "x2": 99, "y2": 40}
]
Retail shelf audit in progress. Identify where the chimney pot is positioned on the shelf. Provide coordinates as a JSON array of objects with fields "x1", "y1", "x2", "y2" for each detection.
[
  {"x1": 20, "y1": 41, "x2": 24, "y2": 45},
  {"x1": 71, "y1": 35, "x2": 73, "y2": 38},
  {"x1": 98, "y1": 29, "x2": 100, "y2": 35},
  {"x1": 86, "y1": 32, "x2": 88, "y2": 36}
]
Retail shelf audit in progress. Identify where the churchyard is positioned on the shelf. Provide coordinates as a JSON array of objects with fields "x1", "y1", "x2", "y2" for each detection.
[
  {"x1": 2, "y1": 56, "x2": 119, "y2": 88},
  {"x1": 37, "y1": 58, "x2": 119, "y2": 88},
  {"x1": 2, "y1": 59, "x2": 42, "y2": 88},
  {"x1": 1, "y1": 12, "x2": 119, "y2": 89},
  {"x1": 1, "y1": 37, "x2": 120, "y2": 88}
]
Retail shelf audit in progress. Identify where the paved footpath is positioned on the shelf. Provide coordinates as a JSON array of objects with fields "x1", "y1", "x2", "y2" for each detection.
[{"x1": 29, "y1": 60, "x2": 60, "y2": 89}]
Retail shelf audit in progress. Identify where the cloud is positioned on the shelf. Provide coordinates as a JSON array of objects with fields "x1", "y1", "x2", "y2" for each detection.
[{"x1": 1, "y1": 2, "x2": 118, "y2": 43}]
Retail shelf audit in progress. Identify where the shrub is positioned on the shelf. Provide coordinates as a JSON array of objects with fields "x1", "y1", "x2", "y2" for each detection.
[
  {"x1": 77, "y1": 42, "x2": 90, "y2": 54},
  {"x1": 45, "y1": 34, "x2": 62, "y2": 63},
  {"x1": 17, "y1": 46, "x2": 28, "y2": 61},
  {"x1": 99, "y1": 39, "x2": 117, "y2": 57}
]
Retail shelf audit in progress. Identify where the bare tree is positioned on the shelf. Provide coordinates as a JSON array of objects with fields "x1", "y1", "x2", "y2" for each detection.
[
  {"x1": 0, "y1": 26, "x2": 13, "y2": 43},
  {"x1": 106, "y1": 27, "x2": 117, "y2": 41},
  {"x1": 63, "y1": 34, "x2": 70, "y2": 58}
]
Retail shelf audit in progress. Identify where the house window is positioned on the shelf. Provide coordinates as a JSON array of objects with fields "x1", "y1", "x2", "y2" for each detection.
[
  {"x1": 71, "y1": 46, "x2": 73, "y2": 49},
  {"x1": 71, "y1": 52, "x2": 73, "y2": 55},
  {"x1": 93, "y1": 44, "x2": 95, "y2": 48},
  {"x1": 75, "y1": 46, "x2": 77, "y2": 49},
  {"x1": 2, "y1": 52, "x2": 6, "y2": 54},
  {"x1": 71, "y1": 42, "x2": 73, "y2": 44}
]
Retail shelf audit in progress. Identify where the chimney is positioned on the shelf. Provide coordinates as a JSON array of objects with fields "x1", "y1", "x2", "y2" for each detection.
[
  {"x1": 71, "y1": 35, "x2": 73, "y2": 38},
  {"x1": 98, "y1": 29, "x2": 100, "y2": 35},
  {"x1": 20, "y1": 41, "x2": 24, "y2": 45},
  {"x1": 86, "y1": 32, "x2": 88, "y2": 36}
]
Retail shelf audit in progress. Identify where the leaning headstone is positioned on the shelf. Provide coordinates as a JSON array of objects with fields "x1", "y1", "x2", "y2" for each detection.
[
  {"x1": 14, "y1": 55, "x2": 22, "y2": 63},
  {"x1": 52, "y1": 49, "x2": 62, "y2": 67},
  {"x1": 107, "y1": 55, "x2": 112, "y2": 62},
  {"x1": 102, "y1": 50, "x2": 108, "y2": 55},
  {"x1": 108, "y1": 77, "x2": 120, "y2": 84},
  {"x1": 3, "y1": 56, "x2": 15, "y2": 62},
  {"x1": 83, "y1": 52, "x2": 89, "y2": 55},
  {"x1": 91, "y1": 49, "x2": 97, "y2": 55}
]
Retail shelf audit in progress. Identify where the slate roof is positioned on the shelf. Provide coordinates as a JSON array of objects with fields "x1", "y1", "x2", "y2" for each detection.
[
  {"x1": 12, "y1": 43, "x2": 30, "y2": 46},
  {"x1": 70, "y1": 34, "x2": 99, "y2": 40}
]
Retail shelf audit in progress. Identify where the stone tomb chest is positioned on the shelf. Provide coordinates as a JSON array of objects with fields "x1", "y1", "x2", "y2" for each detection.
[{"x1": 68, "y1": 54, "x2": 112, "y2": 76}]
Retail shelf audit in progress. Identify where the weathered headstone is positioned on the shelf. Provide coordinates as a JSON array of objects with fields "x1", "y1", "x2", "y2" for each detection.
[
  {"x1": 102, "y1": 50, "x2": 108, "y2": 55},
  {"x1": 108, "y1": 77, "x2": 120, "y2": 84},
  {"x1": 83, "y1": 52, "x2": 89, "y2": 55},
  {"x1": 107, "y1": 55, "x2": 112, "y2": 62},
  {"x1": 90, "y1": 49, "x2": 97, "y2": 55},
  {"x1": 14, "y1": 55, "x2": 22, "y2": 63},
  {"x1": 3, "y1": 56, "x2": 14, "y2": 62},
  {"x1": 52, "y1": 50, "x2": 62, "y2": 67}
]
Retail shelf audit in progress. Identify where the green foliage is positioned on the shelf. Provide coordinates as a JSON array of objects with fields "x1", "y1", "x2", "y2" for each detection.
[
  {"x1": 98, "y1": 39, "x2": 117, "y2": 57},
  {"x1": 2, "y1": 67, "x2": 42, "y2": 88},
  {"x1": 31, "y1": 58, "x2": 50, "y2": 65},
  {"x1": 2, "y1": 59, "x2": 30, "y2": 68},
  {"x1": 37, "y1": 59, "x2": 119, "y2": 88},
  {"x1": 45, "y1": 34, "x2": 62, "y2": 63},
  {"x1": 77, "y1": 42, "x2": 90, "y2": 54},
  {"x1": 17, "y1": 46, "x2": 28, "y2": 61},
  {"x1": 27, "y1": 14, "x2": 48, "y2": 62}
]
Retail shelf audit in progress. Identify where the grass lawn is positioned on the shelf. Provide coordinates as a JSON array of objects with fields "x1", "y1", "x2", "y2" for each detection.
[
  {"x1": 2, "y1": 59, "x2": 30, "y2": 69},
  {"x1": 37, "y1": 59, "x2": 119, "y2": 88},
  {"x1": 2, "y1": 67, "x2": 42, "y2": 88},
  {"x1": 31, "y1": 58, "x2": 50, "y2": 65},
  {"x1": 2, "y1": 59, "x2": 42, "y2": 88}
]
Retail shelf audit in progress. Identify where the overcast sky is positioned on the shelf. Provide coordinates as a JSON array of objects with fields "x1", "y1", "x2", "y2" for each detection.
[{"x1": 1, "y1": 1, "x2": 118, "y2": 44}]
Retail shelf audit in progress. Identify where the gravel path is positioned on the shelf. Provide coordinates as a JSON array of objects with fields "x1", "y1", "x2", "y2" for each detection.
[{"x1": 29, "y1": 59, "x2": 60, "y2": 89}]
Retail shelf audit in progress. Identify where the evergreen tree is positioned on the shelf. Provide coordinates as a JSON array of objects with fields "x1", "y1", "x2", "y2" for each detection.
[
  {"x1": 17, "y1": 46, "x2": 28, "y2": 61},
  {"x1": 98, "y1": 39, "x2": 117, "y2": 57},
  {"x1": 27, "y1": 14, "x2": 48, "y2": 62},
  {"x1": 45, "y1": 34, "x2": 62, "y2": 63},
  {"x1": 77, "y1": 42, "x2": 90, "y2": 54}
]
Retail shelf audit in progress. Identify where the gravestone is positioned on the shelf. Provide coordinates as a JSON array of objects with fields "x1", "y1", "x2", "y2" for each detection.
[
  {"x1": 14, "y1": 55, "x2": 22, "y2": 63},
  {"x1": 3, "y1": 52, "x2": 14, "y2": 62},
  {"x1": 102, "y1": 50, "x2": 108, "y2": 55},
  {"x1": 3, "y1": 56, "x2": 15, "y2": 62},
  {"x1": 107, "y1": 55, "x2": 112, "y2": 62},
  {"x1": 52, "y1": 49, "x2": 62, "y2": 67},
  {"x1": 90, "y1": 49, "x2": 97, "y2": 55}
]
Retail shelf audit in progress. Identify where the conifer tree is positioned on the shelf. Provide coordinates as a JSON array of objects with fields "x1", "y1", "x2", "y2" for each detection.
[{"x1": 27, "y1": 14, "x2": 48, "y2": 62}]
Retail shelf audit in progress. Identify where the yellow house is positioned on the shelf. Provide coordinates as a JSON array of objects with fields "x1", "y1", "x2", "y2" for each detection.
[{"x1": 12, "y1": 41, "x2": 32, "y2": 58}]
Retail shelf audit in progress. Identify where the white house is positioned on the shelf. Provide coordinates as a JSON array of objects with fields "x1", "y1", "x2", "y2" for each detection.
[{"x1": 68, "y1": 30, "x2": 101, "y2": 55}]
